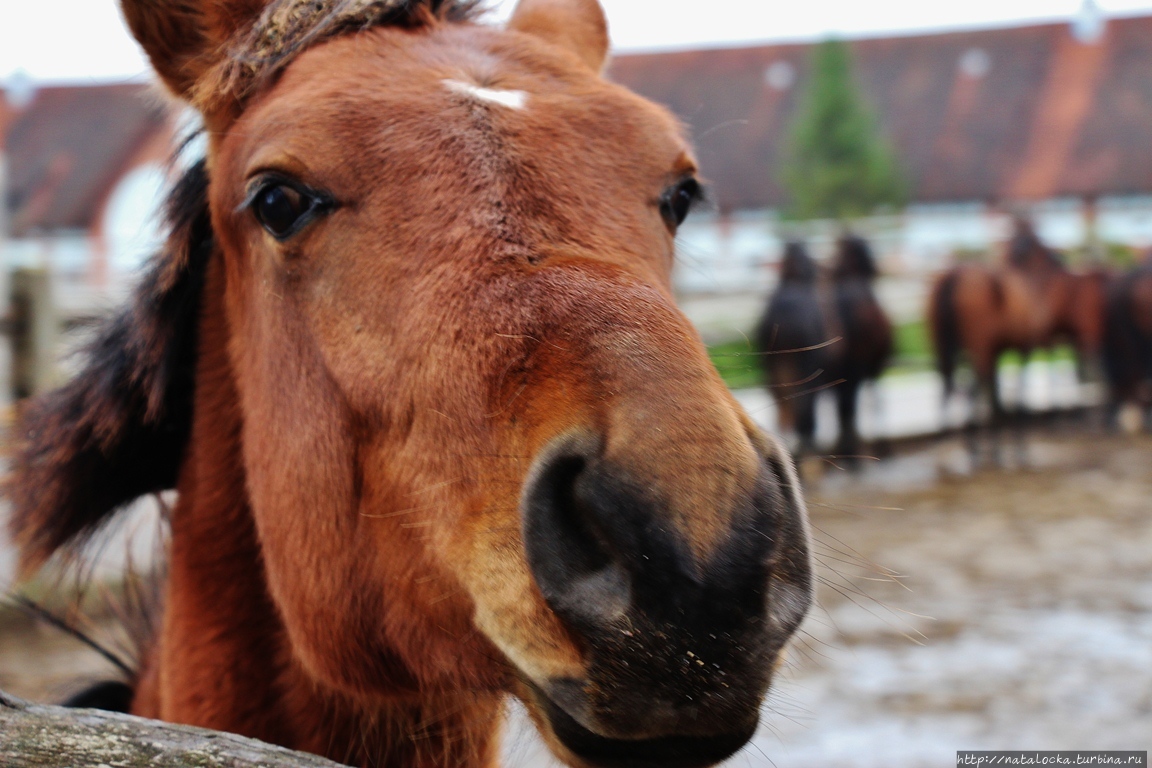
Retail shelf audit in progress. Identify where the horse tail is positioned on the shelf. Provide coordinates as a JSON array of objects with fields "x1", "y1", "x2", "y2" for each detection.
[
  {"x1": 4, "y1": 159, "x2": 211, "y2": 575},
  {"x1": 930, "y1": 269, "x2": 962, "y2": 399}
]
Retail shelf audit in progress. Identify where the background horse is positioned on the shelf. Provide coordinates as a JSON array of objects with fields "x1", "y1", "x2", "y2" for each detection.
[
  {"x1": 824, "y1": 235, "x2": 894, "y2": 460},
  {"x1": 4, "y1": 2, "x2": 812, "y2": 768},
  {"x1": 755, "y1": 236, "x2": 892, "y2": 461},
  {"x1": 930, "y1": 219, "x2": 1100, "y2": 463},
  {"x1": 1055, "y1": 268, "x2": 1111, "y2": 379},
  {"x1": 1007, "y1": 219, "x2": 1107, "y2": 375},
  {"x1": 1103, "y1": 260, "x2": 1152, "y2": 428},
  {"x1": 929, "y1": 263, "x2": 1038, "y2": 461},
  {"x1": 755, "y1": 242, "x2": 826, "y2": 455}
]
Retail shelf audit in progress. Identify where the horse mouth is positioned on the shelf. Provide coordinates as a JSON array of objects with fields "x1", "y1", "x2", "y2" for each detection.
[{"x1": 523, "y1": 679, "x2": 758, "y2": 768}]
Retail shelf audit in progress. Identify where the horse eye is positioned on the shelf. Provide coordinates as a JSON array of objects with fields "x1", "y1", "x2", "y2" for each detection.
[
  {"x1": 251, "y1": 182, "x2": 323, "y2": 240},
  {"x1": 661, "y1": 178, "x2": 701, "y2": 230}
]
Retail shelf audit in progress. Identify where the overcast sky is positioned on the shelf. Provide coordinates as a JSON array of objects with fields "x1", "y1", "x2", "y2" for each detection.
[{"x1": 4, "y1": 0, "x2": 1152, "y2": 83}]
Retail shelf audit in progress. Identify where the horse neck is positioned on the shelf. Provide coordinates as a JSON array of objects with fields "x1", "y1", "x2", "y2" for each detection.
[
  {"x1": 148, "y1": 255, "x2": 503, "y2": 767},
  {"x1": 284, "y1": 681, "x2": 505, "y2": 768}
]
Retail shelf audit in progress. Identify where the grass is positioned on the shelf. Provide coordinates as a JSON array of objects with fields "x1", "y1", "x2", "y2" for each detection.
[
  {"x1": 705, "y1": 320, "x2": 1077, "y2": 390},
  {"x1": 893, "y1": 319, "x2": 930, "y2": 366},
  {"x1": 707, "y1": 339, "x2": 764, "y2": 390},
  {"x1": 706, "y1": 322, "x2": 936, "y2": 390}
]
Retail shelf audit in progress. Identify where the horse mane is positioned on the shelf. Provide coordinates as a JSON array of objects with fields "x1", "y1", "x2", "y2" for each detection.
[
  {"x1": 204, "y1": 0, "x2": 482, "y2": 109},
  {"x1": 833, "y1": 234, "x2": 879, "y2": 281},
  {"x1": 5, "y1": 160, "x2": 212, "y2": 573},
  {"x1": 1006, "y1": 218, "x2": 1067, "y2": 272}
]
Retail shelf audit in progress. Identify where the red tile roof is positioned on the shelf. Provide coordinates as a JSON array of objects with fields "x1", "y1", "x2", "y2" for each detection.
[
  {"x1": 4, "y1": 83, "x2": 170, "y2": 237},
  {"x1": 608, "y1": 15, "x2": 1152, "y2": 212},
  {"x1": 6, "y1": 18, "x2": 1150, "y2": 230}
]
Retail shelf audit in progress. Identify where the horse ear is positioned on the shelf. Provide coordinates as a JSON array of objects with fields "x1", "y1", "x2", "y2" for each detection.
[
  {"x1": 119, "y1": 0, "x2": 271, "y2": 100},
  {"x1": 508, "y1": 0, "x2": 609, "y2": 72}
]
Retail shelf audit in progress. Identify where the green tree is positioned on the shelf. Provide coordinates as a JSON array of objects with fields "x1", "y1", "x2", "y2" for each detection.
[{"x1": 783, "y1": 38, "x2": 905, "y2": 221}]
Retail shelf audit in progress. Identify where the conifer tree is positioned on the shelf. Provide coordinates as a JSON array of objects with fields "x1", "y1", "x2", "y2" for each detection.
[{"x1": 783, "y1": 39, "x2": 905, "y2": 221}]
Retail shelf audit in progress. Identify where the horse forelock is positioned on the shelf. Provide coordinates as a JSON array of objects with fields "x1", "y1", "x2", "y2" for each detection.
[
  {"x1": 5, "y1": 159, "x2": 212, "y2": 573},
  {"x1": 202, "y1": 0, "x2": 481, "y2": 110}
]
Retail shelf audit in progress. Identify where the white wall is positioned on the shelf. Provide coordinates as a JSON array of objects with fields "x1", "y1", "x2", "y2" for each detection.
[
  {"x1": 102, "y1": 162, "x2": 168, "y2": 275},
  {"x1": 673, "y1": 195, "x2": 1152, "y2": 298}
]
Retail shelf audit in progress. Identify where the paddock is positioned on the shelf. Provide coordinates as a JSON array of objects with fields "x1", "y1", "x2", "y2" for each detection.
[{"x1": 4, "y1": 430, "x2": 1150, "y2": 766}]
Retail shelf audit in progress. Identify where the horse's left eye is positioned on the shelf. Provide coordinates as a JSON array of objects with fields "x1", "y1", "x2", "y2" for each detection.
[
  {"x1": 660, "y1": 178, "x2": 701, "y2": 230},
  {"x1": 250, "y1": 180, "x2": 329, "y2": 240}
]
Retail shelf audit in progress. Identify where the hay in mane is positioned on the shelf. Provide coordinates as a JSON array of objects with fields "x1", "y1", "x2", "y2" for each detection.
[{"x1": 204, "y1": 0, "x2": 481, "y2": 109}]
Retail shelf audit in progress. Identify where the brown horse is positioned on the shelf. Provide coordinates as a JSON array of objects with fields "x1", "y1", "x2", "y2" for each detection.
[
  {"x1": 755, "y1": 242, "x2": 825, "y2": 455},
  {"x1": 1055, "y1": 268, "x2": 1111, "y2": 375},
  {"x1": 929, "y1": 263, "x2": 1038, "y2": 423},
  {"x1": 823, "y1": 235, "x2": 894, "y2": 459},
  {"x1": 1103, "y1": 260, "x2": 1152, "y2": 427},
  {"x1": 4, "y1": 1, "x2": 813, "y2": 768},
  {"x1": 1007, "y1": 220, "x2": 1109, "y2": 371},
  {"x1": 755, "y1": 236, "x2": 892, "y2": 461},
  {"x1": 930, "y1": 220, "x2": 1103, "y2": 460}
]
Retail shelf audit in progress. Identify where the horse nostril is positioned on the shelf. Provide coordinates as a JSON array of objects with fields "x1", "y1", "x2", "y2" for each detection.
[{"x1": 522, "y1": 448, "x2": 632, "y2": 628}]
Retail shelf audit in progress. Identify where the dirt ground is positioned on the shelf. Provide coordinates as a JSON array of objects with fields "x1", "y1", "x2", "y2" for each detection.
[
  {"x1": 3, "y1": 431, "x2": 1151, "y2": 767},
  {"x1": 750, "y1": 431, "x2": 1152, "y2": 767}
]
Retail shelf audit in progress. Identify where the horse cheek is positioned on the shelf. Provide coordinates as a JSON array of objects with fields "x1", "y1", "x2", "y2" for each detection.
[{"x1": 233, "y1": 295, "x2": 400, "y2": 696}]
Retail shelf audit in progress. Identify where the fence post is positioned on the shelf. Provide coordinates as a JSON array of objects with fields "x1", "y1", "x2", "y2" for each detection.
[{"x1": 9, "y1": 267, "x2": 57, "y2": 399}]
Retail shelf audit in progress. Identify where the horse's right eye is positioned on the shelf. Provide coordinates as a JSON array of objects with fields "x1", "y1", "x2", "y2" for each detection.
[{"x1": 249, "y1": 180, "x2": 331, "y2": 240}]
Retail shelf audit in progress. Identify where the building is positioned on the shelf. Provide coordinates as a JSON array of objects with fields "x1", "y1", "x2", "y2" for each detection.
[
  {"x1": 2, "y1": 81, "x2": 177, "y2": 289},
  {"x1": 609, "y1": 9, "x2": 1152, "y2": 294},
  {"x1": 6, "y1": 10, "x2": 1152, "y2": 300}
]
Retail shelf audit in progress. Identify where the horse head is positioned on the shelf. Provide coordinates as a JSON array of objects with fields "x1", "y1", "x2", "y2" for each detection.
[
  {"x1": 8, "y1": 2, "x2": 812, "y2": 766},
  {"x1": 1007, "y1": 216, "x2": 1066, "y2": 275},
  {"x1": 832, "y1": 234, "x2": 879, "y2": 282},
  {"x1": 779, "y1": 241, "x2": 820, "y2": 285}
]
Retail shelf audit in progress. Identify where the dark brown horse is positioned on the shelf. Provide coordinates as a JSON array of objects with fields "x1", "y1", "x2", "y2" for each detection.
[
  {"x1": 755, "y1": 242, "x2": 825, "y2": 454},
  {"x1": 1103, "y1": 259, "x2": 1152, "y2": 428},
  {"x1": 4, "y1": 2, "x2": 812, "y2": 768},
  {"x1": 755, "y1": 235, "x2": 892, "y2": 460}
]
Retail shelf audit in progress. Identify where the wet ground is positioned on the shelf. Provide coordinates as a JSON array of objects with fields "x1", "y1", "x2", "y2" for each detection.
[
  {"x1": 2, "y1": 432, "x2": 1151, "y2": 766},
  {"x1": 750, "y1": 432, "x2": 1152, "y2": 766}
]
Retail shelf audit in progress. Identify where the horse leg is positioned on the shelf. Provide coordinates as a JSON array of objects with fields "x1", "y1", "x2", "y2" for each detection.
[
  {"x1": 966, "y1": 343, "x2": 1000, "y2": 469},
  {"x1": 1142, "y1": 388, "x2": 1152, "y2": 433},
  {"x1": 774, "y1": 392, "x2": 795, "y2": 441},
  {"x1": 986, "y1": 361, "x2": 1004, "y2": 469},
  {"x1": 1007, "y1": 350, "x2": 1029, "y2": 467},
  {"x1": 794, "y1": 390, "x2": 818, "y2": 458},
  {"x1": 963, "y1": 372, "x2": 984, "y2": 468},
  {"x1": 863, "y1": 379, "x2": 890, "y2": 458},
  {"x1": 834, "y1": 378, "x2": 862, "y2": 469}
]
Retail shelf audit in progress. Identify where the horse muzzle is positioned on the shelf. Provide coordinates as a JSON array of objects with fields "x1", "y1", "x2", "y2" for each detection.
[
  {"x1": 523, "y1": 677, "x2": 760, "y2": 768},
  {"x1": 517, "y1": 431, "x2": 812, "y2": 767}
]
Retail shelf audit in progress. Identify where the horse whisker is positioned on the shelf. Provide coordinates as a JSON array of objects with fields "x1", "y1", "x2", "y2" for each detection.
[{"x1": 754, "y1": 336, "x2": 844, "y2": 355}]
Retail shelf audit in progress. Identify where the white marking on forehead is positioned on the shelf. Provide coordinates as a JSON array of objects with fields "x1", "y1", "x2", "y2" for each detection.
[{"x1": 443, "y1": 79, "x2": 528, "y2": 110}]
